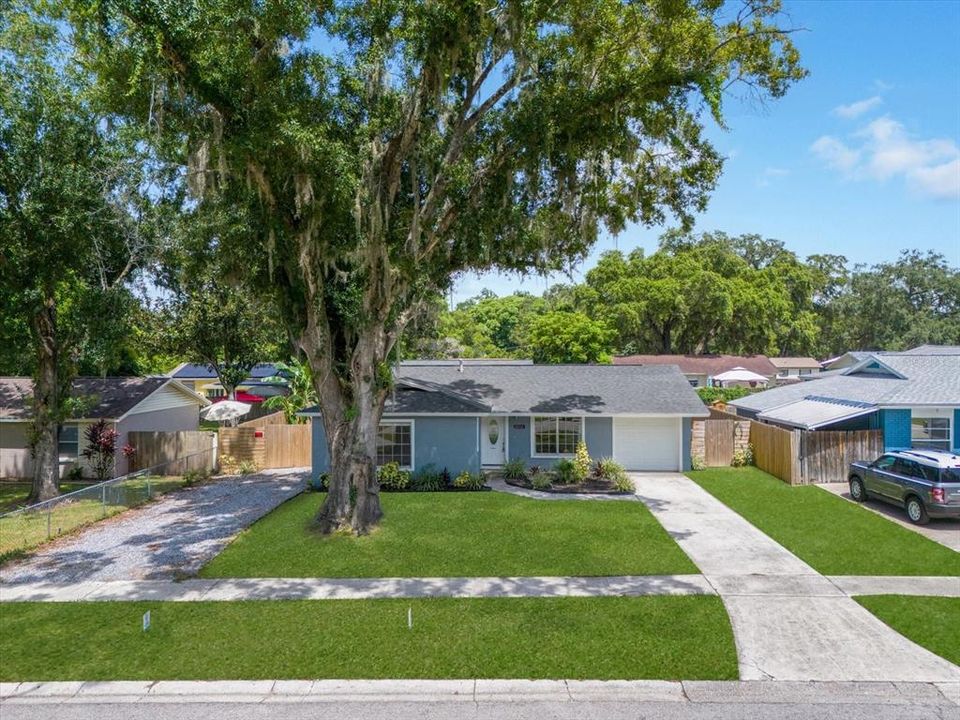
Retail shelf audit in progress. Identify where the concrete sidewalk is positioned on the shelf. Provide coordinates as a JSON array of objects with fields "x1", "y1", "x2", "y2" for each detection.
[
  {"x1": 2, "y1": 573, "x2": 958, "y2": 603},
  {"x1": 2, "y1": 678, "x2": 957, "y2": 708},
  {"x1": 631, "y1": 473, "x2": 960, "y2": 683}
]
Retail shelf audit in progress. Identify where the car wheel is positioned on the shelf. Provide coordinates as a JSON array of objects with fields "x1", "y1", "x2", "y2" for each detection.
[
  {"x1": 849, "y1": 477, "x2": 868, "y2": 502},
  {"x1": 905, "y1": 496, "x2": 929, "y2": 525}
]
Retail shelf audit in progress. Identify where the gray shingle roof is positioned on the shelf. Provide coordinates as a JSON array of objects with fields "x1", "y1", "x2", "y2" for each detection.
[
  {"x1": 0, "y1": 377, "x2": 187, "y2": 421},
  {"x1": 169, "y1": 363, "x2": 280, "y2": 380},
  {"x1": 392, "y1": 364, "x2": 708, "y2": 415},
  {"x1": 299, "y1": 364, "x2": 709, "y2": 417},
  {"x1": 731, "y1": 351, "x2": 960, "y2": 413}
]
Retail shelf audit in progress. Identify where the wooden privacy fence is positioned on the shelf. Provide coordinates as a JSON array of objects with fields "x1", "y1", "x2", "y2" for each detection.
[
  {"x1": 749, "y1": 421, "x2": 800, "y2": 484},
  {"x1": 799, "y1": 429, "x2": 883, "y2": 484},
  {"x1": 239, "y1": 411, "x2": 288, "y2": 427},
  {"x1": 127, "y1": 431, "x2": 218, "y2": 475},
  {"x1": 219, "y1": 424, "x2": 311, "y2": 469},
  {"x1": 692, "y1": 419, "x2": 751, "y2": 466},
  {"x1": 749, "y1": 421, "x2": 884, "y2": 485}
]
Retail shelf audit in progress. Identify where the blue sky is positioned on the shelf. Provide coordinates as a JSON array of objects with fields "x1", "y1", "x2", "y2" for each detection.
[{"x1": 452, "y1": 0, "x2": 960, "y2": 303}]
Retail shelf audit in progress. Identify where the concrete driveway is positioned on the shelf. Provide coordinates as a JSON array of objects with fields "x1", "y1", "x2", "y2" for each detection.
[
  {"x1": 0, "y1": 470, "x2": 307, "y2": 585},
  {"x1": 631, "y1": 473, "x2": 960, "y2": 683},
  {"x1": 819, "y1": 482, "x2": 960, "y2": 552}
]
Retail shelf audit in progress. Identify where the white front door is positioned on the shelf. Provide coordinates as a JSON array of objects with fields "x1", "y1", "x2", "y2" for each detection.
[{"x1": 481, "y1": 416, "x2": 507, "y2": 466}]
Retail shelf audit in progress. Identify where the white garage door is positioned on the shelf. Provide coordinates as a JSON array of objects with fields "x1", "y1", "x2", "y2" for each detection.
[{"x1": 613, "y1": 417, "x2": 681, "y2": 471}]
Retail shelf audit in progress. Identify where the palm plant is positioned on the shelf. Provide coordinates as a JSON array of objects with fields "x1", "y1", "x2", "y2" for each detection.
[{"x1": 262, "y1": 359, "x2": 318, "y2": 424}]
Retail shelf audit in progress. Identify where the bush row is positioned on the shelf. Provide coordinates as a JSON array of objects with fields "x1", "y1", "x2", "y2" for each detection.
[{"x1": 309, "y1": 462, "x2": 487, "y2": 493}]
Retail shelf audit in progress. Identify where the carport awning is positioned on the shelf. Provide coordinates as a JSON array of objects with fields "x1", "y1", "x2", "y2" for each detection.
[{"x1": 757, "y1": 397, "x2": 877, "y2": 430}]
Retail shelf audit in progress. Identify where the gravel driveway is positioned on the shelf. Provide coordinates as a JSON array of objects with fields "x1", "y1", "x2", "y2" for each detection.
[{"x1": 0, "y1": 469, "x2": 307, "y2": 585}]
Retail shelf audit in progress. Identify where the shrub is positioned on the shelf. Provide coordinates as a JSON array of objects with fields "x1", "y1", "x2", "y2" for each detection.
[
  {"x1": 593, "y1": 457, "x2": 625, "y2": 480},
  {"x1": 183, "y1": 468, "x2": 210, "y2": 486},
  {"x1": 502, "y1": 457, "x2": 527, "y2": 480},
  {"x1": 691, "y1": 455, "x2": 706, "y2": 471},
  {"x1": 573, "y1": 440, "x2": 591, "y2": 480},
  {"x1": 236, "y1": 459, "x2": 258, "y2": 476},
  {"x1": 377, "y1": 462, "x2": 411, "y2": 491},
  {"x1": 308, "y1": 472, "x2": 329, "y2": 492},
  {"x1": 65, "y1": 465, "x2": 84, "y2": 482},
  {"x1": 731, "y1": 444, "x2": 755, "y2": 467},
  {"x1": 440, "y1": 467, "x2": 452, "y2": 486},
  {"x1": 412, "y1": 464, "x2": 446, "y2": 492},
  {"x1": 612, "y1": 474, "x2": 636, "y2": 493},
  {"x1": 452, "y1": 470, "x2": 486, "y2": 490},
  {"x1": 696, "y1": 386, "x2": 751, "y2": 404},
  {"x1": 553, "y1": 458, "x2": 579, "y2": 485},
  {"x1": 530, "y1": 471, "x2": 553, "y2": 490},
  {"x1": 82, "y1": 419, "x2": 120, "y2": 482}
]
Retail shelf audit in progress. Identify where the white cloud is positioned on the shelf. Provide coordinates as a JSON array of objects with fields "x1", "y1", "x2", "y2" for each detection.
[
  {"x1": 810, "y1": 117, "x2": 960, "y2": 200},
  {"x1": 810, "y1": 136, "x2": 860, "y2": 172},
  {"x1": 833, "y1": 96, "x2": 883, "y2": 119},
  {"x1": 756, "y1": 166, "x2": 790, "y2": 187}
]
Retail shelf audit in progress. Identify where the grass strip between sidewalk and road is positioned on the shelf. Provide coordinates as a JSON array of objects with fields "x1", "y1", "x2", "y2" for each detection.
[
  {"x1": 0, "y1": 597, "x2": 737, "y2": 681},
  {"x1": 688, "y1": 468, "x2": 960, "y2": 577},
  {"x1": 200, "y1": 491, "x2": 697, "y2": 578},
  {"x1": 855, "y1": 595, "x2": 960, "y2": 666}
]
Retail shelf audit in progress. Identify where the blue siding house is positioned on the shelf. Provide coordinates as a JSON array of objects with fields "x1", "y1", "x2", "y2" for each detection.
[
  {"x1": 301, "y1": 361, "x2": 709, "y2": 478},
  {"x1": 730, "y1": 347, "x2": 960, "y2": 455}
]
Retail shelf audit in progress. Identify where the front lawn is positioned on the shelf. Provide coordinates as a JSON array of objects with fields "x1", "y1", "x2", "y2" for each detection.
[
  {"x1": 0, "y1": 597, "x2": 737, "y2": 681},
  {"x1": 201, "y1": 491, "x2": 697, "y2": 577},
  {"x1": 0, "y1": 482, "x2": 88, "y2": 513},
  {"x1": 689, "y1": 468, "x2": 960, "y2": 576},
  {"x1": 855, "y1": 595, "x2": 960, "y2": 666}
]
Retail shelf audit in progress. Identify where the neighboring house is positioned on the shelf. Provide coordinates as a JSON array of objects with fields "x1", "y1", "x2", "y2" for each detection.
[
  {"x1": 0, "y1": 377, "x2": 209, "y2": 480},
  {"x1": 300, "y1": 360, "x2": 709, "y2": 476},
  {"x1": 820, "y1": 345, "x2": 960, "y2": 372},
  {"x1": 769, "y1": 357, "x2": 821, "y2": 381},
  {"x1": 612, "y1": 354, "x2": 777, "y2": 388},
  {"x1": 729, "y1": 347, "x2": 960, "y2": 454},
  {"x1": 167, "y1": 363, "x2": 287, "y2": 400}
]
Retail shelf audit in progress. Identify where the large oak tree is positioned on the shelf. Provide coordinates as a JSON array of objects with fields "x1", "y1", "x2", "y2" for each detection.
[{"x1": 67, "y1": 0, "x2": 805, "y2": 532}]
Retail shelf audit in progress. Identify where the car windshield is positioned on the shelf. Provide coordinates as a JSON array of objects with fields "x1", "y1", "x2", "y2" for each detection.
[{"x1": 940, "y1": 468, "x2": 960, "y2": 484}]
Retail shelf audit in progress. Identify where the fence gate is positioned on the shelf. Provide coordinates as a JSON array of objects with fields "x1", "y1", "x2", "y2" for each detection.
[{"x1": 704, "y1": 420, "x2": 737, "y2": 466}]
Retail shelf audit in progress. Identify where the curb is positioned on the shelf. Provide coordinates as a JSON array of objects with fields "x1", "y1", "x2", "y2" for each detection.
[{"x1": 1, "y1": 679, "x2": 957, "y2": 706}]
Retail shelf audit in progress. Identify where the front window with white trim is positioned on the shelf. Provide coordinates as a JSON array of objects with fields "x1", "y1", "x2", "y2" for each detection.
[
  {"x1": 533, "y1": 416, "x2": 582, "y2": 456},
  {"x1": 911, "y1": 415, "x2": 951, "y2": 451},
  {"x1": 377, "y1": 421, "x2": 412, "y2": 469},
  {"x1": 58, "y1": 424, "x2": 79, "y2": 459}
]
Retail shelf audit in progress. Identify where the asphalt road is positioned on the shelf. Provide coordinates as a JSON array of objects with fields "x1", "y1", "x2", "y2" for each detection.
[{"x1": 3, "y1": 700, "x2": 957, "y2": 720}]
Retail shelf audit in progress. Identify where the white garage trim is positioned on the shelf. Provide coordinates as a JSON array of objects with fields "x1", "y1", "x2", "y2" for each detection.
[{"x1": 612, "y1": 416, "x2": 682, "y2": 472}]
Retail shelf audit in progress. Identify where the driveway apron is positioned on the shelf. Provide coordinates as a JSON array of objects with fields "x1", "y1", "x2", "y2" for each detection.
[{"x1": 631, "y1": 473, "x2": 960, "y2": 683}]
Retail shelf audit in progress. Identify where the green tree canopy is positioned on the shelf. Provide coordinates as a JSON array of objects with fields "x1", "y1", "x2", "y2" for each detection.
[
  {"x1": 527, "y1": 311, "x2": 614, "y2": 364},
  {"x1": 64, "y1": 0, "x2": 805, "y2": 532}
]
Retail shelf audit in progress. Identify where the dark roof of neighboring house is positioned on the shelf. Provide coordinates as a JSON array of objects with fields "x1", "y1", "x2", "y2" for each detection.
[
  {"x1": 168, "y1": 363, "x2": 281, "y2": 380},
  {"x1": 612, "y1": 354, "x2": 777, "y2": 377},
  {"x1": 730, "y1": 350, "x2": 960, "y2": 415},
  {"x1": 0, "y1": 376, "x2": 199, "y2": 421},
  {"x1": 301, "y1": 364, "x2": 708, "y2": 417}
]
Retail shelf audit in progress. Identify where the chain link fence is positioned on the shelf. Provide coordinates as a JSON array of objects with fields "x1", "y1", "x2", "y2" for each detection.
[{"x1": 0, "y1": 448, "x2": 217, "y2": 560}]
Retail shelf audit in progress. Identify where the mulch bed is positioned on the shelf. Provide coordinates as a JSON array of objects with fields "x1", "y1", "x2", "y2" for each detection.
[{"x1": 504, "y1": 477, "x2": 630, "y2": 495}]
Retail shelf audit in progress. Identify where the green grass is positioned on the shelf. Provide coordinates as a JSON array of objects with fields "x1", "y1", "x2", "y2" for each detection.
[
  {"x1": 855, "y1": 595, "x2": 960, "y2": 665},
  {"x1": 0, "y1": 597, "x2": 737, "y2": 681},
  {"x1": 0, "y1": 482, "x2": 88, "y2": 513},
  {"x1": 689, "y1": 468, "x2": 960, "y2": 576},
  {"x1": 201, "y1": 491, "x2": 697, "y2": 578},
  {"x1": 0, "y1": 476, "x2": 188, "y2": 562}
]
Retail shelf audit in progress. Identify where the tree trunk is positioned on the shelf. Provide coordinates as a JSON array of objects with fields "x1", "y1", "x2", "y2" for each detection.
[{"x1": 29, "y1": 297, "x2": 61, "y2": 503}]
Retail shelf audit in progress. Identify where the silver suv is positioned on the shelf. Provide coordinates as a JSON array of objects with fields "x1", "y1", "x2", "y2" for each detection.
[{"x1": 848, "y1": 449, "x2": 960, "y2": 525}]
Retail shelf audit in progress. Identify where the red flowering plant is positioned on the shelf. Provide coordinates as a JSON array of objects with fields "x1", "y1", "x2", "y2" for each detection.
[{"x1": 82, "y1": 420, "x2": 120, "y2": 482}]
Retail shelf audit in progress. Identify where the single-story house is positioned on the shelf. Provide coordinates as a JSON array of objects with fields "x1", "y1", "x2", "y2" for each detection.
[
  {"x1": 612, "y1": 354, "x2": 777, "y2": 388},
  {"x1": 819, "y1": 345, "x2": 960, "y2": 372},
  {"x1": 769, "y1": 357, "x2": 821, "y2": 381},
  {"x1": 0, "y1": 377, "x2": 209, "y2": 480},
  {"x1": 729, "y1": 348, "x2": 960, "y2": 454},
  {"x1": 167, "y1": 362, "x2": 288, "y2": 400},
  {"x1": 300, "y1": 361, "x2": 709, "y2": 477}
]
